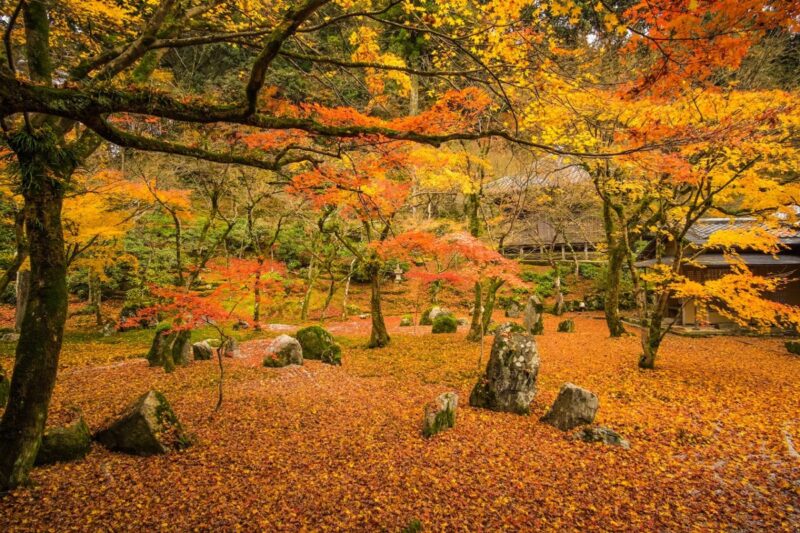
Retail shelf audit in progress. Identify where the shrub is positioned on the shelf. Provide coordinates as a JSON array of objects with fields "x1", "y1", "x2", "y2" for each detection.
[{"x1": 432, "y1": 314, "x2": 458, "y2": 334}]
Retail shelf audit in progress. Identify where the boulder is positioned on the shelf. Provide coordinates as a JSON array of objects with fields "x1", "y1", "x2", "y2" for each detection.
[
  {"x1": 432, "y1": 314, "x2": 458, "y2": 334},
  {"x1": 469, "y1": 328, "x2": 540, "y2": 414},
  {"x1": 192, "y1": 340, "x2": 215, "y2": 361},
  {"x1": 557, "y1": 319, "x2": 575, "y2": 333},
  {"x1": 95, "y1": 390, "x2": 190, "y2": 455},
  {"x1": 0, "y1": 366, "x2": 9, "y2": 408},
  {"x1": 541, "y1": 383, "x2": 598, "y2": 431},
  {"x1": 505, "y1": 302, "x2": 521, "y2": 318},
  {"x1": 422, "y1": 392, "x2": 458, "y2": 438},
  {"x1": 574, "y1": 426, "x2": 630, "y2": 449},
  {"x1": 221, "y1": 337, "x2": 242, "y2": 358},
  {"x1": 233, "y1": 319, "x2": 250, "y2": 330},
  {"x1": 495, "y1": 322, "x2": 526, "y2": 335},
  {"x1": 36, "y1": 410, "x2": 92, "y2": 465},
  {"x1": 421, "y1": 306, "x2": 451, "y2": 326},
  {"x1": 295, "y1": 326, "x2": 341, "y2": 365},
  {"x1": 263, "y1": 335, "x2": 303, "y2": 367},
  {"x1": 786, "y1": 340, "x2": 800, "y2": 356},
  {"x1": 147, "y1": 325, "x2": 192, "y2": 372},
  {"x1": 399, "y1": 316, "x2": 414, "y2": 327},
  {"x1": 523, "y1": 295, "x2": 544, "y2": 335}
]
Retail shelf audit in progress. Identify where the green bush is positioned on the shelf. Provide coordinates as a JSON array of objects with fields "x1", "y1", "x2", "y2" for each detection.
[{"x1": 432, "y1": 315, "x2": 458, "y2": 334}]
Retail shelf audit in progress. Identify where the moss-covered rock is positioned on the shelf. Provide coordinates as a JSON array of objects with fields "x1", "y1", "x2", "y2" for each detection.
[
  {"x1": 147, "y1": 324, "x2": 192, "y2": 372},
  {"x1": 557, "y1": 319, "x2": 575, "y2": 333},
  {"x1": 399, "y1": 315, "x2": 413, "y2": 327},
  {"x1": 295, "y1": 326, "x2": 341, "y2": 365},
  {"x1": 786, "y1": 340, "x2": 800, "y2": 355},
  {"x1": 495, "y1": 322, "x2": 526, "y2": 334},
  {"x1": 192, "y1": 340, "x2": 214, "y2": 361},
  {"x1": 0, "y1": 365, "x2": 8, "y2": 408},
  {"x1": 95, "y1": 390, "x2": 190, "y2": 455},
  {"x1": 420, "y1": 306, "x2": 451, "y2": 326},
  {"x1": 263, "y1": 335, "x2": 303, "y2": 367},
  {"x1": 469, "y1": 328, "x2": 540, "y2": 415},
  {"x1": 36, "y1": 410, "x2": 91, "y2": 465},
  {"x1": 523, "y1": 295, "x2": 544, "y2": 335},
  {"x1": 431, "y1": 314, "x2": 458, "y2": 334},
  {"x1": 422, "y1": 392, "x2": 458, "y2": 438}
]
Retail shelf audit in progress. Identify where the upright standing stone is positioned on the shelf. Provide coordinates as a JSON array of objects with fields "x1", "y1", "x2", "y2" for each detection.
[
  {"x1": 147, "y1": 325, "x2": 192, "y2": 372},
  {"x1": 95, "y1": 390, "x2": 190, "y2": 455},
  {"x1": 469, "y1": 328, "x2": 540, "y2": 414},
  {"x1": 541, "y1": 383, "x2": 599, "y2": 431},
  {"x1": 505, "y1": 302, "x2": 521, "y2": 318},
  {"x1": 422, "y1": 392, "x2": 459, "y2": 438},
  {"x1": 523, "y1": 295, "x2": 544, "y2": 335}
]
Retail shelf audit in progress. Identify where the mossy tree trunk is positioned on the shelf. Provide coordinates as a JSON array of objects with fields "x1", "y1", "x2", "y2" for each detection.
[
  {"x1": 481, "y1": 277, "x2": 504, "y2": 335},
  {"x1": 367, "y1": 262, "x2": 390, "y2": 348},
  {"x1": 466, "y1": 281, "x2": 483, "y2": 342},
  {"x1": 467, "y1": 277, "x2": 504, "y2": 341},
  {"x1": 639, "y1": 293, "x2": 668, "y2": 369},
  {"x1": 0, "y1": 210, "x2": 28, "y2": 297},
  {"x1": 252, "y1": 256, "x2": 263, "y2": 330},
  {"x1": 603, "y1": 201, "x2": 627, "y2": 337},
  {"x1": 0, "y1": 134, "x2": 69, "y2": 490}
]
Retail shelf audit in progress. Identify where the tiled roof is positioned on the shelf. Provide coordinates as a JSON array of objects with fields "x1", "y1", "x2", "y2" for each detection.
[
  {"x1": 636, "y1": 254, "x2": 800, "y2": 268},
  {"x1": 484, "y1": 157, "x2": 590, "y2": 195}
]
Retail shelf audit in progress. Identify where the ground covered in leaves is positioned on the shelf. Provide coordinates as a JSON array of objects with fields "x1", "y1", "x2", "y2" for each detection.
[{"x1": 1, "y1": 314, "x2": 799, "y2": 531}]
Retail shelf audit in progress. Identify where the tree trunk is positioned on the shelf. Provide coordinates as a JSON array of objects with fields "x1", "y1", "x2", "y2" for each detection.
[
  {"x1": 465, "y1": 192, "x2": 482, "y2": 237},
  {"x1": 604, "y1": 242, "x2": 627, "y2": 337},
  {"x1": 602, "y1": 201, "x2": 627, "y2": 337},
  {"x1": 0, "y1": 210, "x2": 28, "y2": 297},
  {"x1": 320, "y1": 271, "x2": 336, "y2": 321},
  {"x1": 367, "y1": 264, "x2": 390, "y2": 348},
  {"x1": 300, "y1": 255, "x2": 316, "y2": 321},
  {"x1": 639, "y1": 293, "x2": 668, "y2": 369},
  {"x1": 92, "y1": 273, "x2": 102, "y2": 326},
  {"x1": 341, "y1": 258, "x2": 355, "y2": 320},
  {"x1": 0, "y1": 153, "x2": 69, "y2": 491},
  {"x1": 481, "y1": 278, "x2": 503, "y2": 334},
  {"x1": 466, "y1": 281, "x2": 483, "y2": 342},
  {"x1": 252, "y1": 256, "x2": 263, "y2": 330},
  {"x1": 14, "y1": 270, "x2": 30, "y2": 333}
]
